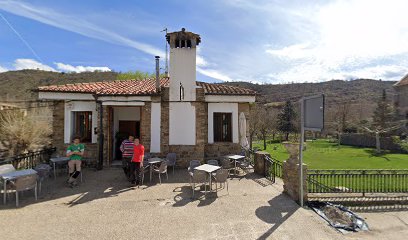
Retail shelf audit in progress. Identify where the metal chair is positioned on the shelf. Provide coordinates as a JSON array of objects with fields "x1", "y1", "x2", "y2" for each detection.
[
  {"x1": 152, "y1": 161, "x2": 168, "y2": 184},
  {"x1": 0, "y1": 164, "x2": 16, "y2": 196},
  {"x1": 188, "y1": 160, "x2": 201, "y2": 176},
  {"x1": 10, "y1": 174, "x2": 38, "y2": 207},
  {"x1": 190, "y1": 170, "x2": 208, "y2": 198},
  {"x1": 207, "y1": 160, "x2": 219, "y2": 166},
  {"x1": 166, "y1": 153, "x2": 177, "y2": 174},
  {"x1": 140, "y1": 164, "x2": 150, "y2": 185},
  {"x1": 220, "y1": 158, "x2": 234, "y2": 176},
  {"x1": 144, "y1": 153, "x2": 151, "y2": 162},
  {"x1": 214, "y1": 169, "x2": 229, "y2": 194}
]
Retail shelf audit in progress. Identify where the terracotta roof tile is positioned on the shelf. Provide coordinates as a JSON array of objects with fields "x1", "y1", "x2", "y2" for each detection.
[
  {"x1": 395, "y1": 74, "x2": 408, "y2": 87},
  {"x1": 38, "y1": 78, "x2": 256, "y2": 96},
  {"x1": 197, "y1": 82, "x2": 256, "y2": 95}
]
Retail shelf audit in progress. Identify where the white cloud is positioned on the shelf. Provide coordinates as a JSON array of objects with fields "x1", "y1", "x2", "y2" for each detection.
[
  {"x1": 55, "y1": 62, "x2": 111, "y2": 72},
  {"x1": 0, "y1": 65, "x2": 8, "y2": 73},
  {"x1": 264, "y1": 0, "x2": 408, "y2": 82},
  {"x1": 5, "y1": 59, "x2": 111, "y2": 73},
  {"x1": 197, "y1": 67, "x2": 233, "y2": 82},
  {"x1": 13, "y1": 59, "x2": 56, "y2": 71},
  {"x1": 0, "y1": 1, "x2": 165, "y2": 57}
]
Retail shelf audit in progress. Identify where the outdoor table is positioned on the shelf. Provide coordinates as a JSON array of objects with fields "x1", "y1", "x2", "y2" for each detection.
[
  {"x1": 50, "y1": 157, "x2": 70, "y2": 180},
  {"x1": 194, "y1": 164, "x2": 221, "y2": 191},
  {"x1": 228, "y1": 155, "x2": 245, "y2": 175},
  {"x1": 148, "y1": 158, "x2": 164, "y2": 182},
  {"x1": 0, "y1": 169, "x2": 37, "y2": 204}
]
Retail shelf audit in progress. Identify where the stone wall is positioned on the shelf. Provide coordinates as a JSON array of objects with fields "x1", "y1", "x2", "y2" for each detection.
[
  {"x1": 340, "y1": 133, "x2": 404, "y2": 152},
  {"x1": 141, "y1": 101, "x2": 152, "y2": 153},
  {"x1": 204, "y1": 143, "x2": 241, "y2": 159},
  {"x1": 51, "y1": 101, "x2": 65, "y2": 157},
  {"x1": 395, "y1": 85, "x2": 408, "y2": 118}
]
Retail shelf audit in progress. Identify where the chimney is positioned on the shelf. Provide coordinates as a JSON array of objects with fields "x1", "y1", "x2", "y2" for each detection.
[
  {"x1": 166, "y1": 28, "x2": 200, "y2": 101},
  {"x1": 155, "y1": 56, "x2": 160, "y2": 92}
]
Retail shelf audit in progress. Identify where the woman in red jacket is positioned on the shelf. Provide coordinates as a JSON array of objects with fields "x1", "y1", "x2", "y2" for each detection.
[{"x1": 129, "y1": 138, "x2": 145, "y2": 186}]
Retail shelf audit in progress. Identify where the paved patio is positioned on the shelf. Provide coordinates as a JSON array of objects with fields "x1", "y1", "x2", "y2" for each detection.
[{"x1": 0, "y1": 167, "x2": 407, "y2": 239}]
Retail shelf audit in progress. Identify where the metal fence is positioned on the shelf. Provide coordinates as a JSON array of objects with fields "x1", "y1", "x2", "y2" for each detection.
[
  {"x1": 265, "y1": 156, "x2": 283, "y2": 183},
  {"x1": 307, "y1": 169, "x2": 408, "y2": 195},
  {"x1": 0, "y1": 147, "x2": 56, "y2": 169}
]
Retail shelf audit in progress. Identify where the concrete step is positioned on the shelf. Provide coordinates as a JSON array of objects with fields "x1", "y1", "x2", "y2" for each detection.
[
  {"x1": 110, "y1": 160, "x2": 123, "y2": 168},
  {"x1": 308, "y1": 196, "x2": 408, "y2": 208}
]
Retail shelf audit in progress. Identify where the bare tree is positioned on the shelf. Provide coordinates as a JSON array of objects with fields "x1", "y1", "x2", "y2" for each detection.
[
  {"x1": 248, "y1": 104, "x2": 262, "y2": 149},
  {"x1": 332, "y1": 101, "x2": 351, "y2": 145},
  {"x1": 0, "y1": 109, "x2": 52, "y2": 156},
  {"x1": 363, "y1": 123, "x2": 406, "y2": 153}
]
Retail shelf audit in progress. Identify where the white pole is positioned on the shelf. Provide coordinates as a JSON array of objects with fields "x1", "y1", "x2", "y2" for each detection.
[{"x1": 299, "y1": 98, "x2": 304, "y2": 207}]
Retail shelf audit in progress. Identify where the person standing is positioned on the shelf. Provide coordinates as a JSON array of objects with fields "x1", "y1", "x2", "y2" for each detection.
[
  {"x1": 129, "y1": 138, "x2": 144, "y2": 186},
  {"x1": 66, "y1": 136, "x2": 85, "y2": 187},
  {"x1": 120, "y1": 134, "x2": 135, "y2": 179}
]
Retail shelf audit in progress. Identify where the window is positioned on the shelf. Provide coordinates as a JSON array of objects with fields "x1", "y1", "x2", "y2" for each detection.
[
  {"x1": 213, "y1": 113, "x2": 232, "y2": 142},
  {"x1": 72, "y1": 111, "x2": 92, "y2": 142}
]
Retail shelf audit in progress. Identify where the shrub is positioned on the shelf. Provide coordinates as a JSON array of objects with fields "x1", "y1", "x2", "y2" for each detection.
[{"x1": 0, "y1": 109, "x2": 52, "y2": 156}]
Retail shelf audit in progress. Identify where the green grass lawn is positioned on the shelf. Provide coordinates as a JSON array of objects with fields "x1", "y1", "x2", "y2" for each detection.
[{"x1": 254, "y1": 139, "x2": 408, "y2": 170}]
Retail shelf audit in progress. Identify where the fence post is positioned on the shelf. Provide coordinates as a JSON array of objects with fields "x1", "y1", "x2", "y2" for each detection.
[
  {"x1": 282, "y1": 154, "x2": 308, "y2": 204},
  {"x1": 254, "y1": 151, "x2": 270, "y2": 176}
]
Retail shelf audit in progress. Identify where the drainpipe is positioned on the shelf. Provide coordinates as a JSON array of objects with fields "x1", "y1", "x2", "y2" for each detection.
[
  {"x1": 98, "y1": 101, "x2": 104, "y2": 170},
  {"x1": 93, "y1": 96, "x2": 104, "y2": 170}
]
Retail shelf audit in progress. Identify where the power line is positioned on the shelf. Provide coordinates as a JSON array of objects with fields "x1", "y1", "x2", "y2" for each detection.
[{"x1": 0, "y1": 13, "x2": 43, "y2": 63}]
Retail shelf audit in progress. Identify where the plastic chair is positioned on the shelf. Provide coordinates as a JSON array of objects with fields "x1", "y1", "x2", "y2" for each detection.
[
  {"x1": 220, "y1": 158, "x2": 234, "y2": 176},
  {"x1": 0, "y1": 164, "x2": 16, "y2": 198},
  {"x1": 191, "y1": 170, "x2": 208, "y2": 198},
  {"x1": 166, "y1": 153, "x2": 177, "y2": 174},
  {"x1": 207, "y1": 160, "x2": 219, "y2": 166},
  {"x1": 188, "y1": 160, "x2": 201, "y2": 176},
  {"x1": 152, "y1": 161, "x2": 168, "y2": 184},
  {"x1": 10, "y1": 174, "x2": 38, "y2": 207},
  {"x1": 140, "y1": 164, "x2": 150, "y2": 185},
  {"x1": 214, "y1": 169, "x2": 229, "y2": 194}
]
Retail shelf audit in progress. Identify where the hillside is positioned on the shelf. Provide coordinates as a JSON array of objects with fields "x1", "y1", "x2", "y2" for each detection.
[
  {"x1": 0, "y1": 70, "x2": 118, "y2": 102},
  {"x1": 226, "y1": 79, "x2": 398, "y2": 132},
  {"x1": 0, "y1": 70, "x2": 397, "y2": 127},
  {"x1": 225, "y1": 79, "x2": 397, "y2": 105}
]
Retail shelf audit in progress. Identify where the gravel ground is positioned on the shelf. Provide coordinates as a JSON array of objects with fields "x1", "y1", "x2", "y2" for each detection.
[{"x1": 0, "y1": 168, "x2": 406, "y2": 240}]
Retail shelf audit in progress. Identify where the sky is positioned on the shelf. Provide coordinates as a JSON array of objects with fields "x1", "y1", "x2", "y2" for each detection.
[{"x1": 0, "y1": 0, "x2": 407, "y2": 83}]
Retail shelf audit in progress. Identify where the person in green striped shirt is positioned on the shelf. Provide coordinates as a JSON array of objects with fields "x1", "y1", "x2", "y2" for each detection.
[{"x1": 66, "y1": 136, "x2": 85, "y2": 187}]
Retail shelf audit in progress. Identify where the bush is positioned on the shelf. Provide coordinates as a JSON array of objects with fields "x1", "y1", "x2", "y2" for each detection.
[{"x1": 0, "y1": 110, "x2": 52, "y2": 156}]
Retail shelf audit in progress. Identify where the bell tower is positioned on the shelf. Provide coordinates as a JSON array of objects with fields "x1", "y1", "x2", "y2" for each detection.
[{"x1": 166, "y1": 28, "x2": 201, "y2": 101}]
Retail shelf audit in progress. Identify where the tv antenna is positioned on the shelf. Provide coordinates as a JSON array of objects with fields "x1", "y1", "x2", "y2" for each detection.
[{"x1": 161, "y1": 27, "x2": 169, "y2": 76}]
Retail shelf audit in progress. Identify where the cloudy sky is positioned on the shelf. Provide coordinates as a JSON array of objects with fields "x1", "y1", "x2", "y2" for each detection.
[{"x1": 0, "y1": 0, "x2": 407, "y2": 83}]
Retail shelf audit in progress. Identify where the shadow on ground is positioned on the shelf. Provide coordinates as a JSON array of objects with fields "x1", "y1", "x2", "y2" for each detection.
[
  {"x1": 0, "y1": 167, "x2": 258, "y2": 209},
  {"x1": 255, "y1": 193, "x2": 299, "y2": 239}
]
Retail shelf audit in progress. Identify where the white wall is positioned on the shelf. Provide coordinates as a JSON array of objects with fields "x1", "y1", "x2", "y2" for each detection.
[
  {"x1": 150, "y1": 103, "x2": 161, "y2": 153},
  {"x1": 40, "y1": 92, "x2": 94, "y2": 100},
  {"x1": 169, "y1": 102, "x2": 196, "y2": 145},
  {"x1": 208, "y1": 103, "x2": 239, "y2": 144},
  {"x1": 169, "y1": 48, "x2": 196, "y2": 101},
  {"x1": 64, "y1": 101, "x2": 98, "y2": 144},
  {"x1": 113, "y1": 107, "x2": 141, "y2": 136}
]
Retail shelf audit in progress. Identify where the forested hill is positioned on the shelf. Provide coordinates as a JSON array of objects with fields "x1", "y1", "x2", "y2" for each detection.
[
  {"x1": 224, "y1": 79, "x2": 397, "y2": 105},
  {"x1": 0, "y1": 70, "x2": 397, "y2": 107},
  {"x1": 0, "y1": 70, "x2": 118, "y2": 101}
]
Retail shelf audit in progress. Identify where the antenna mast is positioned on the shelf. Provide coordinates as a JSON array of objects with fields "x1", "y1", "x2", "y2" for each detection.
[{"x1": 161, "y1": 27, "x2": 169, "y2": 76}]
